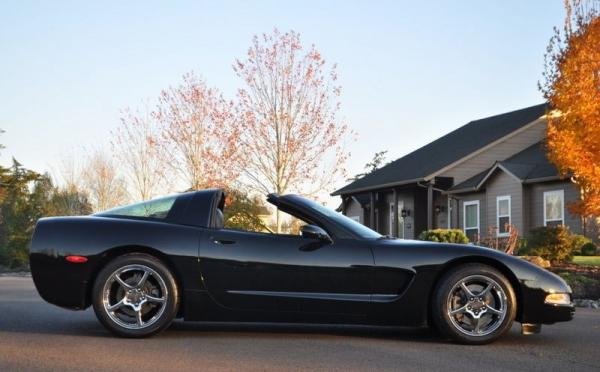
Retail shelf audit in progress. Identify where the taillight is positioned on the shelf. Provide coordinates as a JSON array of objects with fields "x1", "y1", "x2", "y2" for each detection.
[{"x1": 65, "y1": 255, "x2": 88, "y2": 263}]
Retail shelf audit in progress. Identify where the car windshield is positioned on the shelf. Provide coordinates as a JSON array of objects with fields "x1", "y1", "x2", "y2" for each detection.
[
  {"x1": 288, "y1": 195, "x2": 382, "y2": 239},
  {"x1": 96, "y1": 194, "x2": 178, "y2": 220}
]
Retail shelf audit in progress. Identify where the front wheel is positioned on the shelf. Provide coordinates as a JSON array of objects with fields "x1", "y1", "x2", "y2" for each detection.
[
  {"x1": 431, "y1": 264, "x2": 516, "y2": 344},
  {"x1": 92, "y1": 253, "x2": 179, "y2": 338}
]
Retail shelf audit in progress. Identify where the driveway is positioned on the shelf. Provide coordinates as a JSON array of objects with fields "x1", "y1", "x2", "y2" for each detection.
[{"x1": 0, "y1": 277, "x2": 598, "y2": 371}]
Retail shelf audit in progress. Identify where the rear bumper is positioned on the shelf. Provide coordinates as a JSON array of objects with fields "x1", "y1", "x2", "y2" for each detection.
[{"x1": 30, "y1": 252, "x2": 91, "y2": 310}]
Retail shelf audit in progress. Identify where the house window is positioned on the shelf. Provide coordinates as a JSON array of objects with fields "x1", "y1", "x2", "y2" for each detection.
[
  {"x1": 496, "y1": 196, "x2": 511, "y2": 237},
  {"x1": 463, "y1": 200, "x2": 480, "y2": 242},
  {"x1": 544, "y1": 190, "x2": 564, "y2": 226}
]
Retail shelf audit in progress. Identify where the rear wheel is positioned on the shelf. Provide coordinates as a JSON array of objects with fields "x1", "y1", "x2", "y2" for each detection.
[
  {"x1": 431, "y1": 264, "x2": 516, "y2": 344},
  {"x1": 92, "y1": 253, "x2": 179, "y2": 338}
]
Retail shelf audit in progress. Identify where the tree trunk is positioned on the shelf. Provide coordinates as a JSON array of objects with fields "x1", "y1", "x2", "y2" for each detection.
[{"x1": 276, "y1": 208, "x2": 282, "y2": 234}]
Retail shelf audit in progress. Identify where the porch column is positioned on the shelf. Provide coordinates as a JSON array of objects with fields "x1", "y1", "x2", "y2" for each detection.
[
  {"x1": 427, "y1": 183, "x2": 433, "y2": 230},
  {"x1": 370, "y1": 192, "x2": 375, "y2": 230},
  {"x1": 447, "y1": 196, "x2": 451, "y2": 229},
  {"x1": 393, "y1": 189, "x2": 399, "y2": 237}
]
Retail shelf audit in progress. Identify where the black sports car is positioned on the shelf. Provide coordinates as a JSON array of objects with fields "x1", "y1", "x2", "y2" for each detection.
[{"x1": 29, "y1": 189, "x2": 574, "y2": 344}]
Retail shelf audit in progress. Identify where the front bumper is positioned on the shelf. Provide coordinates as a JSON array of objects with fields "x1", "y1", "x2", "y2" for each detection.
[
  {"x1": 519, "y1": 288, "x2": 575, "y2": 324},
  {"x1": 537, "y1": 302, "x2": 575, "y2": 324}
]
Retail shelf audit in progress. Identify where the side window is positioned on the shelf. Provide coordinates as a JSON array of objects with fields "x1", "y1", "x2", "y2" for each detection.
[
  {"x1": 223, "y1": 204, "x2": 307, "y2": 235},
  {"x1": 544, "y1": 190, "x2": 564, "y2": 226},
  {"x1": 274, "y1": 210, "x2": 308, "y2": 235},
  {"x1": 96, "y1": 195, "x2": 178, "y2": 219},
  {"x1": 463, "y1": 200, "x2": 480, "y2": 242}
]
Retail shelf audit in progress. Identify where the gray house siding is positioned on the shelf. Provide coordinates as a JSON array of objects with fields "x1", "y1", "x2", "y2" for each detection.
[
  {"x1": 485, "y1": 170, "x2": 524, "y2": 236},
  {"x1": 438, "y1": 119, "x2": 546, "y2": 184},
  {"x1": 452, "y1": 176, "x2": 595, "y2": 241},
  {"x1": 528, "y1": 181, "x2": 583, "y2": 234}
]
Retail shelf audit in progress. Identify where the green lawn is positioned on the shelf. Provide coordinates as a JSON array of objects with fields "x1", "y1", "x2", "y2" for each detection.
[{"x1": 572, "y1": 256, "x2": 600, "y2": 266}]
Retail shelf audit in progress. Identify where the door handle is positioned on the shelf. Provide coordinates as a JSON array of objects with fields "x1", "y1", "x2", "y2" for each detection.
[
  {"x1": 299, "y1": 241, "x2": 326, "y2": 252},
  {"x1": 213, "y1": 239, "x2": 236, "y2": 245}
]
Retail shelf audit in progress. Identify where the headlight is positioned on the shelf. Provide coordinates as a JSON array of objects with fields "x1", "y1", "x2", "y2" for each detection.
[{"x1": 544, "y1": 293, "x2": 571, "y2": 305}]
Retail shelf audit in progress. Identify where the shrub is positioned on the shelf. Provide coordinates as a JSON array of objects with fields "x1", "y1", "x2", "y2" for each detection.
[
  {"x1": 557, "y1": 271, "x2": 600, "y2": 299},
  {"x1": 418, "y1": 229, "x2": 469, "y2": 244},
  {"x1": 516, "y1": 238, "x2": 529, "y2": 255},
  {"x1": 571, "y1": 234, "x2": 592, "y2": 255},
  {"x1": 479, "y1": 224, "x2": 519, "y2": 254},
  {"x1": 580, "y1": 242, "x2": 598, "y2": 256},
  {"x1": 526, "y1": 226, "x2": 575, "y2": 263},
  {"x1": 521, "y1": 256, "x2": 551, "y2": 268}
]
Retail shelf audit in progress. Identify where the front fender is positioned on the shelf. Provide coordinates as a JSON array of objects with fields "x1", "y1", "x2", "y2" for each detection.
[{"x1": 499, "y1": 255, "x2": 574, "y2": 324}]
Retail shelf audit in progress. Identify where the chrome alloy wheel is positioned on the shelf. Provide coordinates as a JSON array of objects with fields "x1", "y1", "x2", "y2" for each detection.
[
  {"x1": 446, "y1": 275, "x2": 507, "y2": 337},
  {"x1": 102, "y1": 264, "x2": 168, "y2": 330}
]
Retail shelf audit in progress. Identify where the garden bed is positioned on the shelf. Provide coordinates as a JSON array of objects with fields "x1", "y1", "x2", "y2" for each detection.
[{"x1": 548, "y1": 260, "x2": 600, "y2": 300}]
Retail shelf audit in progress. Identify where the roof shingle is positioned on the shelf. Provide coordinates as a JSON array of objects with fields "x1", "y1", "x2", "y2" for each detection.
[{"x1": 332, "y1": 103, "x2": 548, "y2": 195}]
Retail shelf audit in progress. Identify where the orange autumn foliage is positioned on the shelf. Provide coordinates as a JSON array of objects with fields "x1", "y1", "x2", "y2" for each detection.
[{"x1": 541, "y1": 1, "x2": 600, "y2": 217}]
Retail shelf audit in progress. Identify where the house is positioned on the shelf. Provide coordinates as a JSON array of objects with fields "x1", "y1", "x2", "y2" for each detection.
[{"x1": 333, "y1": 103, "x2": 594, "y2": 241}]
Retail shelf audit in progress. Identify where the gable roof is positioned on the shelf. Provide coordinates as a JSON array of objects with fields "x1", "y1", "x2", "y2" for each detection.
[
  {"x1": 332, "y1": 103, "x2": 548, "y2": 196},
  {"x1": 448, "y1": 141, "x2": 561, "y2": 193}
]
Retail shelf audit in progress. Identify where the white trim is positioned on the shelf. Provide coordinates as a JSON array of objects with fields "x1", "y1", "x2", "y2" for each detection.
[
  {"x1": 425, "y1": 117, "x2": 546, "y2": 180},
  {"x1": 543, "y1": 190, "x2": 564, "y2": 226},
  {"x1": 496, "y1": 195, "x2": 511, "y2": 237},
  {"x1": 463, "y1": 200, "x2": 480, "y2": 239}
]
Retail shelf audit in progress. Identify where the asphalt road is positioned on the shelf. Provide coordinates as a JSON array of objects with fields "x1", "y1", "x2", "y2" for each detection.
[{"x1": 0, "y1": 277, "x2": 598, "y2": 372}]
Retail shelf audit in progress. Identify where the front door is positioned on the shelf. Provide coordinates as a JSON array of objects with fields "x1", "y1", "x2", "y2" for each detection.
[
  {"x1": 389, "y1": 200, "x2": 405, "y2": 238},
  {"x1": 199, "y1": 228, "x2": 373, "y2": 315}
]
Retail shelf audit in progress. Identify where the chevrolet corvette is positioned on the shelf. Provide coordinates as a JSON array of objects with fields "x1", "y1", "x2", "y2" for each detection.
[{"x1": 29, "y1": 189, "x2": 574, "y2": 344}]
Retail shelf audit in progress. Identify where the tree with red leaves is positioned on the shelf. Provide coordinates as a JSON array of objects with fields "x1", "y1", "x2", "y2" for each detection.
[
  {"x1": 154, "y1": 73, "x2": 242, "y2": 190},
  {"x1": 233, "y1": 30, "x2": 351, "y2": 206}
]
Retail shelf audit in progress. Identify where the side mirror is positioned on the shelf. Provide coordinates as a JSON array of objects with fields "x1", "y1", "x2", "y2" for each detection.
[{"x1": 300, "y1": 224, "x2": 332, "y2": 243}]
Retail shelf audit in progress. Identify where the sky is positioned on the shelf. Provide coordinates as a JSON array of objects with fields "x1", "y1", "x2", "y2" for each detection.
[{"x1": 0, "y1": 0, "x2": 566, "y2": 203}]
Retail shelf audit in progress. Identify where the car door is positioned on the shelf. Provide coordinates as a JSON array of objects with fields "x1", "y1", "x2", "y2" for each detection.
[{"x1": 199, "y1": 227, "x2": 374, "y2": 315}]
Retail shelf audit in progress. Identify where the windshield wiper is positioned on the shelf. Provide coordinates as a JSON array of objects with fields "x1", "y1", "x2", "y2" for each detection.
[{"x1": 377, "y1": 235, "x2": 396, "y2": 240}]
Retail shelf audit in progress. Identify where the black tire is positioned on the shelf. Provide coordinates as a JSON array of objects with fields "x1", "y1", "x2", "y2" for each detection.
[
  {"x1": 92, "y1": 253, "x2": 179, "y2": 338},
  {"x1": 431, "y1": 264, "x2": 516, "y2": 345}
]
